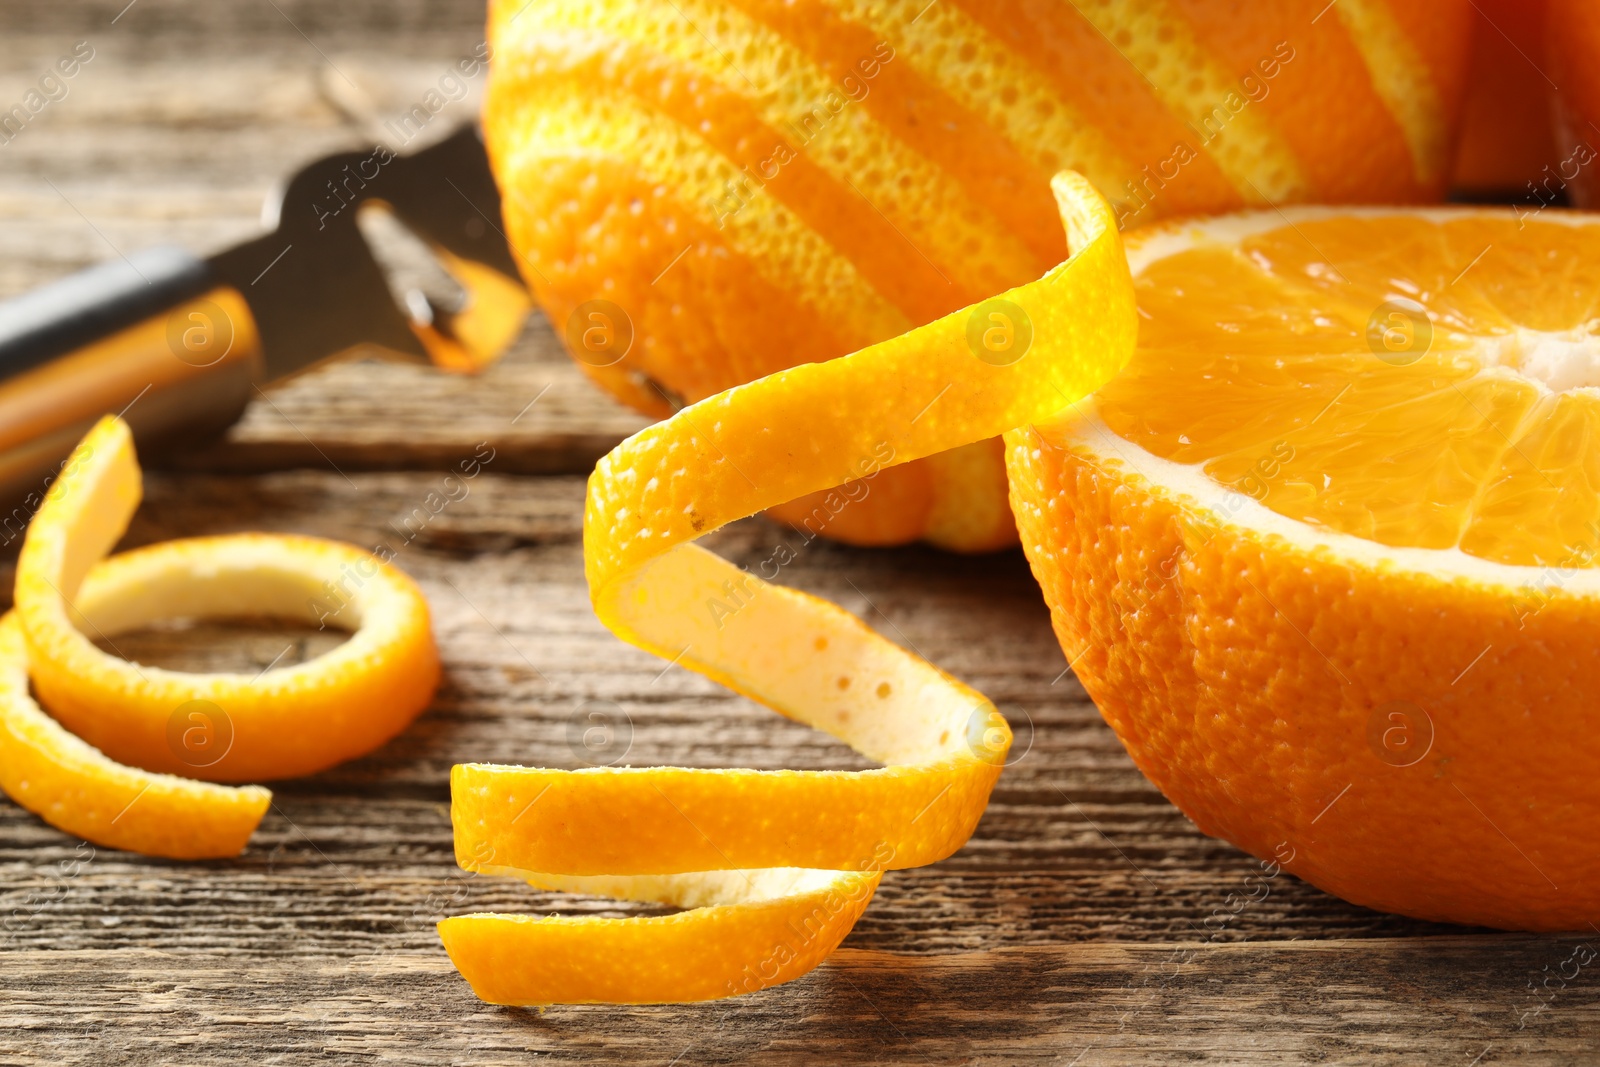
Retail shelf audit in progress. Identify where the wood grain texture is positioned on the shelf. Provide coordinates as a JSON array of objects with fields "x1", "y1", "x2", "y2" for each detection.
[
  {"x1": 0, "y1": 2, "x2": 1596, "y2": 1064},
  {"x1": 5, "y1": 939, "x2": 1599, "y2": 1066}
]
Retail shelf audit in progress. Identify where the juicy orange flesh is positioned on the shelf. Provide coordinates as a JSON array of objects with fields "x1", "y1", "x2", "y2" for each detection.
[{"x1": 1095, "y1": 213, "x2": 1600, "y2": 568}]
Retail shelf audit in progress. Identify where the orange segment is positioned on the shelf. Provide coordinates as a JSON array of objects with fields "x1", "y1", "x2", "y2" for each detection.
[
  {"x1": 1006, "y1": 205, "x2": 1600, "y2": 930},
  {"x1": 0, "y1": 612, "x2": 269, "y2": 860},
  {"x1": 1099, "y1": 210, "x2": 1600, "y2": 566},
  {"x1": 14, "y1": 417, "x2": 441, "y2": 784},
  {"x1": 439, "y1": 173, "x2": 1137, "y2": 1004}
]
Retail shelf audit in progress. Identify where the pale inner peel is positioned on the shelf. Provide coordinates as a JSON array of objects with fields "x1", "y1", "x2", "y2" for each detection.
[
  {"x1": 0, "y1": 612, "x2": 271, "y2": 860},
  {"x1": 13, "y1": 417, "x2": 439, "y2": 785},
  {"x1": 441, "y1": 171, "x2": 1139, "y2": 1005}
]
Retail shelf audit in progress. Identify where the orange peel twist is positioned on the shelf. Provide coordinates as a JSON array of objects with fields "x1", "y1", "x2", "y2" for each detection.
[
  {"x1": 0, "y1": 416, "x2": 440, "y2": 859},
  {"x1": 439, "y1": 173, "x2": 1138, "y2": 1004}
]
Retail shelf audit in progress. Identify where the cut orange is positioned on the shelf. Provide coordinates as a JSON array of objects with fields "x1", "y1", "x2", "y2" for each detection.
[
  {"x1": 439, "y1": 173, "x2": 1135, "y2": 1004},
  {"x1": 0, "y1": 417, "x2": 440, "y2": 858},
  {"x1": 485, "y1": 0, "x2": 1473, "y2": 550},
  {"x1": 1006, "y1": 206, "x2": 1600, "y2": 930}
]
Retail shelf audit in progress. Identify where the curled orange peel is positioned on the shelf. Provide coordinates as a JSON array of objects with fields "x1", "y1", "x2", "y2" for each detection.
[
  {"x1": 439, "y1": 173, "x2": 1138, "y2": 1005},
  {"x1": 0, "y1": 416, "x2": 439, "y2": 858}
]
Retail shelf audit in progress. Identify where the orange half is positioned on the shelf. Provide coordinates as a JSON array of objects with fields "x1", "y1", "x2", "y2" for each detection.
[{"x1": 1008, "y1": 205, "x2": 1600, "y2": 929}]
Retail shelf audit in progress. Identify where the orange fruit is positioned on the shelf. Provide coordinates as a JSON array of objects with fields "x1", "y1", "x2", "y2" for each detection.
[
  {"x1": 484, "y1": 0, "x2": 1473, "y2": 550},
  {"x1": 1451, "y1": 0, "x2": 1560, "y2": 196},
  {"x1": 1548, "y1": 0, "x2": 1600, "y2": 208},
  {"x1": 440, "y1": 173, "x2": 1133, "y2": 1005},
  {"x1": 1006, "y1": 205, "x2": 1600, "y2": 930},
  {"x1": 0, "y1": 417, "x2": 440, "y2": 858}
]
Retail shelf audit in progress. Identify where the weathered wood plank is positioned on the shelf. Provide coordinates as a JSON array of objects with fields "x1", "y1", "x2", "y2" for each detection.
[
  {"x1": 162, "y1": 340, "x2": 652, "y2": 476},
  {"x1": 4, "y1": 939, "x2": 1597, "y2": 1065},
  {"x1": 0, "y1": 2, "x2": 1575, "y2": 1062},
  {"x1": 0, "y1": 469, "x2": 1461, "y2": 963}
]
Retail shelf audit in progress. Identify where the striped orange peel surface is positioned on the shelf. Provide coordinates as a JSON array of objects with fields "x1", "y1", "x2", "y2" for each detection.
[
  {"x1": 0, "y1": 416, "x2": 440, "y2": 859},
  {"x1": 439, "y1": 172, "x2": 1138, "y2": 1005}
]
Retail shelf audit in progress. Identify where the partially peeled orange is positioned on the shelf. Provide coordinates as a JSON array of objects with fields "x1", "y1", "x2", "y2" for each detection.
[{"x1": 484, "y1": 0, "x2": 1474, "y2": 550}]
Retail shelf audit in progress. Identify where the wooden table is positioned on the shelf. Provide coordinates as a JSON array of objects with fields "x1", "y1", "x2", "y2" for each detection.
[{"x1": 1, "y1": 3, "x2": 1596, "y2": 1063}]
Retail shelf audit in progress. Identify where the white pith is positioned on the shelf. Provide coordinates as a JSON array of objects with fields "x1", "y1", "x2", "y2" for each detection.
[
  {"x1": 1051, "y1": 205, "x2": 1600, "y2": 598},
  {"x1": 1481, "y1": 326, "x2": 1600, "y2": 392},
  {"x1": 1121, "y1": 202, "x2": 1600, "y2": 276}
]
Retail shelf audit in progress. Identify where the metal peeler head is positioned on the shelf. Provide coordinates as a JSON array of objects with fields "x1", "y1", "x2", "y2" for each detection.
[{"x1": 208, "y1": 123, "x2": 532, "y2": 380}]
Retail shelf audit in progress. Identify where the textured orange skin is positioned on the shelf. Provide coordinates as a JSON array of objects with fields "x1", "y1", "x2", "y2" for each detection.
[
  {"x1": 1169, "y1": 0, "x2": 1471, "y2": 202},
  {"x1": 439, "y1": 174, "x2": 1127, "y2": 1006},
  {"x1": 451, "y1": 761, "x2": 999, "y2": 877},
  {"x1": 1453, "y1": 0, "x2": 1559, "y2": 194},
  {"x1": 1549, "y1": 0, "x2": 1600, "y2": 207},
  {"x1": 485, "y1": 0, "x2": 1473, "y2": 548},
  {"x1": 0, "y1": 417, "x2": 440, "y2": 858},
  {"x1": 953, "y1": 0, "x2": 1240, "y2": 214},
  {"x1": 491, "y1": 155, "x2": 852, "y2": 419},
  {"x1": 24, "y1": 534, "x2": 442, "y2": 784},
  {"x1": 14, "y1": 418, "x2": 442, "y2": 787},
  {"x1": 440, "y1": 875, "x2": 877, "y2": 1004},
  {"x1": 0, "y1": 611, "x2": 269, "y2": 860},
  {"x1": 1007, "y1": 424, "x2": 1600, "y2": 932},
  {"x1": 764, "y1": 459, "x2": 935, "y2": 546}
]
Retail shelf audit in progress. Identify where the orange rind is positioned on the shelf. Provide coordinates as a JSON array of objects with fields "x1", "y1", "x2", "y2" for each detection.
[
  {"x1": 439, "y1": 172, "x2": 1137, "y2": 1004},
  {"x1": 442, "y1": 869, "x2": 882, "y2": 1003},
  {"x1": 1548, "y1": 0, "x2": 1600, "y2": 208},
  {"x1": 0, "y1": 612, "x2": 269, "y2": 860},
  {"x1": 0, "y1": 416, "x2": 440, "y2": 858}
]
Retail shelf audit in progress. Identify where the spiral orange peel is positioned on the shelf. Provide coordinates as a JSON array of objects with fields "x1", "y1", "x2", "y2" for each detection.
[
  {"x1": 438, "y1": 172, "x2": 1137, "y2": 1005},
  {"x1": 0, "y1": 415, "x2": 439, "y2": 858}
]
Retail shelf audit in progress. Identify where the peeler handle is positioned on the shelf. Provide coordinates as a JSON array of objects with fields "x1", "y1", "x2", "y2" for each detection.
[{"x1": 0, "y1": 246, "x2": 263, "y2": 519}]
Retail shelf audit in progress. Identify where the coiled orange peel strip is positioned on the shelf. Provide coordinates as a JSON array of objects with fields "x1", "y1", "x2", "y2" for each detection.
[
  {"x1": 0, "y1": 416, "x2": 439, "y2": 859},
  {"x1": 439, "y1": 173, "x2": 1138, "y2": 1004}
]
